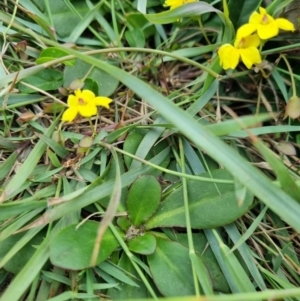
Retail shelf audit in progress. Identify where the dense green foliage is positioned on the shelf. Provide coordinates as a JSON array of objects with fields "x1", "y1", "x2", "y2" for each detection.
[{"x1": 0, "y1": 0, "x2": 300, "y2": 300}]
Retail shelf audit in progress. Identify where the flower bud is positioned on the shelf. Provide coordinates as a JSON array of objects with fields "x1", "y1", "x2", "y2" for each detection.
[
  {"x1": 284, "y1": 96, "x2": 300, "y2": 119},
  {"x1": 77, "y1": 136, "x2": 93, "y2": 154}
]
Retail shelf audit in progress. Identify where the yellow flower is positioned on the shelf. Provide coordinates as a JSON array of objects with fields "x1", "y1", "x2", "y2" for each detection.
[
  {"x1": 237, "y1": 7, "x2": 295, "y2": 40},
  {"x1": 218, "y1": 34, "x2": 262, "y2": 70},
  {"x1": 62, "y1": 89, "x2": 112, "y2": 122},
  {"x1": 164, "y1": 0, "x2": 196, "y2": 10}
]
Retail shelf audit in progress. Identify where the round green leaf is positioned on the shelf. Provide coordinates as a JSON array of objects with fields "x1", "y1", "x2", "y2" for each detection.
[
  {"x1": 83, "y1": 77, "x2": 99, "y2": 95},
  {"x1": 127, "y1": 175, "x2": 161, "y2": 226},
  {"x1": 146, "y1": 169, "x2": 253, "y2": 229},
  {"x1": 49, "y1": 221, "x2": 120, "y2": 270},
  {"x1": 128, "y1": 233, "x2": 157, "y2": 255}
]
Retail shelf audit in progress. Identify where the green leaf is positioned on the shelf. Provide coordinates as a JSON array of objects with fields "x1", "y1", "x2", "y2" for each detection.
[
  {"x1": 83, "y1": 77, "x2": 99, "y2": 95},
  {"x1": 253, "y1": 139, "x2": 300, "y2": 203},
  {"x1": 147, "y1": 237, "x2": 196, "y2": 296},
  {"x1": 0, "y1": 234, "x2": 50, "y2": 301},
  {"x1": 202, "y1": 56, "x2": 223, "y2": 93},
  {"x1": 127, "y1": 176, "x2": 161, "y2": 226},
  {"x1": 26, "y1": 11, "x2": 57, "y2": 41},
  {"x1": 146, "y1": 169, "x2": 253, "y2": 229},
  {"x1": 49, "y1": 221, "x2": 120, "y2": 270},
  {"x1": 36, "y1": 47, "x2": 75, "y2": 66},
  {"x1": 212, "y1": 230, "x2": 256, "y2": 292},
  {"x1": 0, "y1": 137, "x2": 19, "y2": 149},
  {"x1": 126, "y1": 12, "x2": 155, "y2": 39},
  {"x1": 123, "y1": 130, "x2": 144, "y2": 169},
  {"x1": 0, "y1": 230, "x2": 46, "y2": 274},
  {"x1": 228, "y1": 0, "x2": 262, "y2": 29},
  {"x1": 63, "y1": 58, "x2": 119, "y2": 97},
  {"x1": 125, "y1": 28, "x2": 145, "y2": 48},
  {"x1": 31, "y1": 0, "x2": 89, "y2": 38},
  {"x1": 0, "y1": 115, "x2": 60, "y2": 201},
  {"x1": 145, "y1": 2, "x2": 226, "y2": 25},
  {"x1": 107, "y1": 253, "x2": 148, "y2": 299},
  {"x1": 0, "y1": 200, "x2": 47, "y2": 221},
  {"x1": 128, "y1": 233, "x2": 157, "y2": 255},
  {"x1": 117, "y1": 217, "x2": 132, "y2": 232},
  {"x1": 18, "y1": 69, "x2": 63, "y2": 93},
  {"x1": 207, "y1": 113, "x2": 272, "y2": 136},
  {"x1": 38, "y1": 134, "x2": 68, "y2": 158},
  {"x1": 0, "y1": 152, "x2": 18, "y2": 182},
  {"x1": 176, "y1": 233, "x2": 230, "y2": 293},
  {"x1": 99, "y1": 261, "x2": 139, "y2": 287}
]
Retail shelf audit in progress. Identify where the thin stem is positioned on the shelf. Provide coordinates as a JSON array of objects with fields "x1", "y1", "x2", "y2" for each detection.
[
  {"x1": 178, "y1": 137, "x2": 200, "y2": 296},
  {"x1": 280, "y1": 54, "x2": 296, "y2": 97},
  {"x1": 198, "y1": 16, "x2": 211, "y2": 45},
  {"x1": 99, "y1": 141, "x2": 233, "y2": 184}
]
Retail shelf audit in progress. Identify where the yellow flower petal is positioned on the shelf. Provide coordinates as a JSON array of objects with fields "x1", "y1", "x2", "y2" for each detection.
[
  {"x1": 78, "y1": 103, "x2": 97, "y2": 117},
  {"x1": 67, "y1": 94, "x2": 79, "y2": 107},
  {"x1": 248, "y1": 11, "x2": 261, "y2": 25},
  {"x1": 74, "y1": 89, "x2": 82, "y2": 97},
  {"x1": 62, "y1": 88, "x2": 114, "y2": 121},
  {"x1": 62, "y1": 107, "x2": 79, "y2": 122},
  {"x1": 258, "y1": 7, "x2": 266, "y2": 15},
  {"x1": 93, "y1": 96, "x2": 112, "y2": 109},
  {"x1": 275, "y1": 18, "x2": 295, "y2": 32},
  {"x1": 257, "y1": 22, "x2": 278, "y2": 39},
  {"x1": 239, "y1": 47, "x2": 261, "y2": 69},
  {"x1": 218, "y1": 44, "x2": 240, "y2": 70},
  {"x1": 164, "y1": 0, "x2": 196, "y2": 9},
  {"x1": 81, "y1": 90, "x2": 95, "y2": 101},
  {"x1": 242, "y1": 34, "x2": 261, "y2": 48},
  {"x1": 234, "y1": 34, "x2": 260, "y2": 49},
  {"x1": 236, "y1": 23, "x2": 257, "y2": 38}
]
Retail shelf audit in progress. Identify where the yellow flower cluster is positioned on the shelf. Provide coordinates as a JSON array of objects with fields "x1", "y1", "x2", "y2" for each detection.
[
  {"x1": 218, "y1": 7, "x2": 295, "y2": 70},
  {"x1": 62, "y1": 89, "x2": 112, "y2": 122},
  {"x1": 164, "y1": 0, "x2": 196, "y2": 10}
]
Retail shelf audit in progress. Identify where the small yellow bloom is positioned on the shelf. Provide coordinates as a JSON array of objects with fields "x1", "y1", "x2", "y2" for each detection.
[
  {"x1": 218, "y1": 34, "x2": 262, "y2": 70},
  {"x1": 62, "y1": 89, "x2": 112, "y2": 122},
  {"x1": 164, "y1": 0, "x2": 196, "y2": 10},
  {"x1": 237, "y1": 7, "x2": 295, "y2": 40}
]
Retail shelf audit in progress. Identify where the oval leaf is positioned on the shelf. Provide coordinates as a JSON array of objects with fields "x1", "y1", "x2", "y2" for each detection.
[
  {"x1": 148, "y1": 237, "x2": 196, "y2": 296},
  {"x1": 49, "y1": 221, "x2": 120, "y2": 270},
  {"x1": 127, "y1": 175, "x2": 161, "y2": 226},
  {"x1": 18, "y1": 69, "x2": 63, "y2": 94},
  {"x1": 128, "y1": 233, "x2": 157, "y2": 255},
  {"x1": 36, "y1": 47, "x2": 75, "y2": 66},
  {"x1": 146, "y1": 169, "x2": 253, "y2": 229}
]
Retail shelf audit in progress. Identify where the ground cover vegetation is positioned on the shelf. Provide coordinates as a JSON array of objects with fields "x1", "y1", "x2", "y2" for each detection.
[{"x1": 0, "y1": 0, "x2": 300, "y2": 300}]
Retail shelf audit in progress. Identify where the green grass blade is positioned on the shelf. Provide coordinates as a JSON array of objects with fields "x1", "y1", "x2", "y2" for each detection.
[
  {"x1": 0, "y1": 236, "x2": 50, "y2": 301},
  {"x1": 225, "y1": 223, "x2": 267, "y2": 290},
  {"x1": 0, "y1": 115, "x2": 61, "y2": 202}
]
